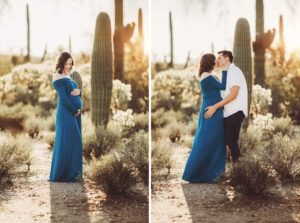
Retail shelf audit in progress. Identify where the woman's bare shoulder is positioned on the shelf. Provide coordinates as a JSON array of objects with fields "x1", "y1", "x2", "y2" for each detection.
[
  {"x1": 52, "y1": 73, "x2": 70, "y2": 82},
  {"x1": 199, "y1": 72, "x2": 211, "y2": 81}
]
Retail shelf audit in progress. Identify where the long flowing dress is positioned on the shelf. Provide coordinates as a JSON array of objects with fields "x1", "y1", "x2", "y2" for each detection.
[
  {"x1": 182, "y1": 71, "x2": 227, "y2": 183},
  {"x1": 49, "y1": 74, "x2": 83, "y2": 182}
]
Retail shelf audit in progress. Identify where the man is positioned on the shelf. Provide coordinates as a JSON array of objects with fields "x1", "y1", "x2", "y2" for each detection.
[{"x1": 204, "y1": 50, "x2": 248, "y2": 163}]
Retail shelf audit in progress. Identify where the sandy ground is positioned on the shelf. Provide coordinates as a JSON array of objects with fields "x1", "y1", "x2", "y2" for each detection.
[
  {"x1": 0, "y1": 137, "x2": 148, "y2": 223},
  {"x1": 151, "y1": 144, "x2": 300, "y2": 223}
]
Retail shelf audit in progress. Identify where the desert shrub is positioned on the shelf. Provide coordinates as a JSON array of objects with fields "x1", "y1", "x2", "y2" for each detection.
[
  {"x1": 87, "y1": 152, "x2": 137, "y2": 195},
  {"x1": 151, "y1": 108, "x2": 174, "y2": 129},
  {"x1": 230, "y1": 156, "x2": 275, "y2": 195},
  {"x1": 162, "y1": 121, "x2": 186, "y2": 143},
  {"x1": 152, "y1": 139, "x2": 174, "y2": 178},
  {"x1": 151, "y1": 128, "x2": 163, "y2": 142},
  {"x1": 24, "y1": 116, "x2": 43, "y2": 138},
  {"x1": 272, "y1": 116, "x2": 294, "y2": 136},
  {"x1": 0, "y1": 133, "x2": 32, "y2": 188},
  {"x1": 185, "y1": 114, "x2": 198, "y2": 136},
  {"x1": 239, "y1": 125, "x2": 263, "y2": 154},
  {"x1": 121, "y1": 130, "x2": 149, "y2": 185},
  {"x1": 260, "y1": 133, "x2": 300, "y2": 181},
  {"x1": 44, "y1": 132, "x2": 55, "y2": 149},
  {"x1": 181, "y1": 135, "x2": 194, "y2": 149},
  {"x1": 164, "y1": 109, "x2": 187, "y2": 123},
  {"x1": 82, "y1": 124, "x2": 122, "y2": 160},
  {"x1": 43, "y1": 112, "x2": 56, "y2": 132},
  {"x1": 131, "y1": 112, "x2": 149, "y2": 132}
]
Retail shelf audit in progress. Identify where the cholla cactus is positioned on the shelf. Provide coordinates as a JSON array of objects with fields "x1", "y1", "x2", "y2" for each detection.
[
  {"x1": 250, "y1": 84, "x2": 272, "y2": 117},
  {"x1": 152, "y1": 68, "x2": 201, "y2": 111},
  {"x1": 111, "y1": 79, "x2": 132, "y2": 112}
]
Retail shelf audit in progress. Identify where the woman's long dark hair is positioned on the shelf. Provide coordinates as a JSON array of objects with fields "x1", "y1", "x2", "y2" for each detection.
[
  {"x1": 55, "y1": 52, "x2": 74, "y2": 74},
  {"x1": 199, "y1": 53, "x2": 216, "y2": 77}
]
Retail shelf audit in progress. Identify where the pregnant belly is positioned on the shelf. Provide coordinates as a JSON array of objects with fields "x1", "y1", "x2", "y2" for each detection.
[{"x1": 69, "y1": 95, "x2": 82, "y2": 109}]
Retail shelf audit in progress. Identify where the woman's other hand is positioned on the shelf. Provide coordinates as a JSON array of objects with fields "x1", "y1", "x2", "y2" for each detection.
[
  {"x1": 71, "y1": 88, "x2": 80, "y2": 96},
  {"x1": 74, "y1": 109, "x2": 81, "y2": 117}
]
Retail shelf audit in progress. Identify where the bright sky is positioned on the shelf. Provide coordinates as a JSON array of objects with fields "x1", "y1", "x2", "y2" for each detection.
[
  {"x1": 0, "y1": 0, "x2": 148, "y2": 57},
  {"x1": 152, "y1": 0, "x2": 300, "y2": 63}
]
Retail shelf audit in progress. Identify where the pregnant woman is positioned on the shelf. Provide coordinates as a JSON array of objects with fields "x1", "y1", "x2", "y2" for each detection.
[
  {"x1": 49, "y1": 52, "x2": 83, "y2": 182},
  {"x1": 182, "y1": 53, "x2": 228, "y2": 183}
]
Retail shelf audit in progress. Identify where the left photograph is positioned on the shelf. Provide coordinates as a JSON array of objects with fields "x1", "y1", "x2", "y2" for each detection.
[{"x1": 0, "y1": 0, "x2": 149, "y2": 222}]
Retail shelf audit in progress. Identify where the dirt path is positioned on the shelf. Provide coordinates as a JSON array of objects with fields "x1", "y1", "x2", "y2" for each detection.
[
  {"x1": 151, "y1": 144, "x2": 300, "y2": 223},
  {"x1": 0, "y1": 137, "x2": 148, "y2": 223}
]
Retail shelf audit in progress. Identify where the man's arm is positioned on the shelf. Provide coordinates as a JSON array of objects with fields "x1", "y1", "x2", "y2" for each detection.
[{"x1": 204, "y1": 86, "x2": 239, "y2": 119}]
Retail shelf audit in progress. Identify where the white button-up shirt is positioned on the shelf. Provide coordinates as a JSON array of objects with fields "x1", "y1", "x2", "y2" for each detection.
[{"x1": 221, "y1": 63, "x2": 248, "y2": 118}]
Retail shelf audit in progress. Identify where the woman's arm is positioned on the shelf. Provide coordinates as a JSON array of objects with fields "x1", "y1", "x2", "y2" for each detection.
[
  {"x1": 55, "y1": 83, "x2": 79, "y2": 114},
  {"x1": 209, "y1": 70, "x2": 227, "y2": 90}
]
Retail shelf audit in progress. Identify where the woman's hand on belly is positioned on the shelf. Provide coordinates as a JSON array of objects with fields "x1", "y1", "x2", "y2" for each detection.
[{"x1": 71, "y1": 88, "x2": 80, "y2": 96}]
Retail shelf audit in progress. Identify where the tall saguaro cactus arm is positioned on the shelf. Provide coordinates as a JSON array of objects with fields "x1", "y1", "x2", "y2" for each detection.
[
  {"x1": 113, "y1": 0, "x2": 135, "y2": 81},
  {"x1": 91, "y1": 12, "x2": 113, "y2": 127},
  {"x1": 253, "y1": 0, "x2": 275, "y2": 87}
]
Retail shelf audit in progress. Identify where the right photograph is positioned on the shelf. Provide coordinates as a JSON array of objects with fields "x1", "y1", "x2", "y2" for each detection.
[{"x1": 151, "y1": 0, "x2": 300, "y2": 222}]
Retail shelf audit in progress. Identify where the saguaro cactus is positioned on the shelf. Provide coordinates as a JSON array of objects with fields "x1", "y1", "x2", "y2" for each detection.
[
  {"x1": 278, "y1": 15, "x2": 285, "y2": 65},
  {"x1": 91, "y1": 12, "x2": 113, "y2": 127},
  {"x1": 68, "y1": 36, "x2": 72, "y2": 55},
  {"x1": 253, "y1": 0, "x2": 275, "y2": 87},
  {"x1": 233, "y1": 18, "x2": 253, "y2": 126},
  {"x1": 138, "y1": 8, "x2": 144, "y2": 55},
  {"x1": 25, "y1": 3, "x2": 30, "y2": 62},
  {"x1": 70, "y1": 70, "x2": 83, "y2": 97},
  {"x1": 168, "y1": 11, "x2": 174, "y2": 68},
  {"x1": 138, "y1": 8, "x2": 143, "y2": 39},
  {"x1": 113, "y1": 0, "x2": 135, "y2": 81}
]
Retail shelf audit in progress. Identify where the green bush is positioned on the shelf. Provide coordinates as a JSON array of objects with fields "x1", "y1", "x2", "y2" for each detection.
[
  {"x1": 230, "y1": 156, "x2": 275, "y2": 195},
  {"x1": 121, "y1": 130, "x2": 149, "y2": 185},
  {"x1": 260, "y1": 133, "x2": 300, "y2": 181},
  {"x1": 87, "y1": 152, "x2": 137, "y2": 195}
]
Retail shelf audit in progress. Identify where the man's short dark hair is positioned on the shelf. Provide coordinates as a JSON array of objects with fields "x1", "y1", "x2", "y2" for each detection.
[{"x1": 217, "y1": 50, "x2": 233, "y2": 63}]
